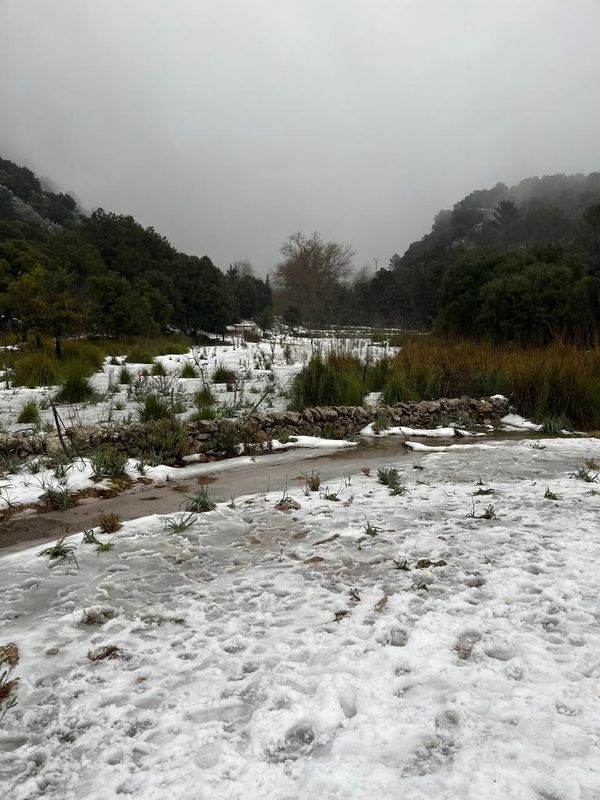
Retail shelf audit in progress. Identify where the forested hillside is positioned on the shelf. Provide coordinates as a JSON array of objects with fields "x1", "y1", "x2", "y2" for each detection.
[
  {"x1": 0, "y1": 156, "x2": 272, "y2": 348},
  {"x1": 380, "y1": 173, "x2": 600, "y2": 341}
]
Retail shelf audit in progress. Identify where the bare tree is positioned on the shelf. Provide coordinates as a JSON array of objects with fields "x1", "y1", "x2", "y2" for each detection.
[{"x1": 274, "y1": 232, "x2": 355, "y2": 324}]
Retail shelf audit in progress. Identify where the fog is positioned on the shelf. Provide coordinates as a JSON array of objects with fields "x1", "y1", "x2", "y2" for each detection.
[{"x1": 1, "y1": 0, "x2": 599, "y2": 275}]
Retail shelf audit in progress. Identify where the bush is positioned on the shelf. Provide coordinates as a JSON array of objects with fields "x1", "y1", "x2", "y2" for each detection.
[
  {"x1": 17, "y1": 398, "x2": 41, "y2": 425},
  {"x1": 142, "y1": 418, "x2": 191, "y2": 465},
  {"x1": 89, "y1": 445, "x2": 128, "y2": 481},
  {"x1": 194, "y1": 386, "x2": 215, "y2": 406},
  {"x1": 210, "y1": 420, "x2": 242, "y2": 456},
  {"x1": 137, "y1": 393, "x2": 173, "y2": 422},
  {"x1": 97, "y1": 512, "x2": 123, "y2": 533}
]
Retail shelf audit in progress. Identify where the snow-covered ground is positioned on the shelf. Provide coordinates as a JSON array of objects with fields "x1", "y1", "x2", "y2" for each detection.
[
  {"x1": 2, "y1": 436, "x2": 600, "y2": 799},
  {"x1": 0, "y1": 336, "x2": 395, "y2": 434}
]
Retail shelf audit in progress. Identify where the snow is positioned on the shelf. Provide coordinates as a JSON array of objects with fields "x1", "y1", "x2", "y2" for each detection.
[
  {"x1": 2, "y1": 436, "x2": 600, "y2": 798},
  {"x1": 501, "y1": 413, "x2": 543, "y2": 432},
  {"x1": 361, "y1": 423, "x2": 476, "y2": 438},
  {"x1": 0, "y1": 460, "x2": 101, "y2": 511}
]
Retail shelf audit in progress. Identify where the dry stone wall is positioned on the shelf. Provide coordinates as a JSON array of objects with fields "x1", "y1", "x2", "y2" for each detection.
[{"x1": 0, "y1": 397, "x2": 511, "y2": 461}]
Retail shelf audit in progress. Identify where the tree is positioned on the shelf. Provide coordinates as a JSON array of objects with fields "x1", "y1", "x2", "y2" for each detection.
[
  {"x1": 274, "y1": 232, "x2": 355, "y2": 325},
  {"x1": 2, "y1": 266, "x2": 86, "y2": 354}
]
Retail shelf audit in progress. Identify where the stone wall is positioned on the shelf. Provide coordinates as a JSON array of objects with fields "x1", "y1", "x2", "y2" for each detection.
[{"x1": 0, "y1": 396, "x2": 511, "y2": 460}]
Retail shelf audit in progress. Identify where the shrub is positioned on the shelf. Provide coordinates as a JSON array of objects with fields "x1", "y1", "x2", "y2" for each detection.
[
  {"x1": 97, "y1": 512, "x2": 123, "y2": 533},
  {"x1": 89, "y1": 445, "x2": 128, "y2": 481},
  {"x1": 194, "y1": 386, "x2": 215, "y2": 406},
  {"x1": 142, "y1": 418, "x2": 191, "y2": 465},
  {"x1": 17, "y1": 399, "x2": 40, "y2": 425},
  {"x1": 118, "y1": 366, "x2": 132, "y2": 384},
  {"x1": 210, "y1": 421, "x2": 242, "y2": 456},
  {"x1": 137, "y1": 393, "x2": 173, "y2": 422},
  {"x1": 180, "y1": 362, "x2": 198, "y2": 378}
]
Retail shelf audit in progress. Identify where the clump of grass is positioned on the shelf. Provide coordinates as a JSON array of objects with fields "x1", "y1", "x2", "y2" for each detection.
[
  {"x1": 184, "y1": 486, "x2": 216, "y2": 512},
  {"x1": 118, "y1": 366, "x2": 132, "y2": 384},
  {"x1": 38, "y1": 537, "x2": 77, "y2": 561},
  {"x1": 40, "y1": 484, "x2": 75, "y2": 510},
  {"x1": 12, "y1": 351, "x2": 61, "y2": 388},
  {"x1": 320, "y1": 486, "x2": 342, "y2": 501},
  {"x1": 361, "y1": 466, "x2": 371, "y2": 477},
  {"x1": 210, "y1": 421, "x2": 242, "y2": 456},
  {"x1": 377, "y1": 467, "x2": 401, "y2": 487},
  {"x1": 180, "y1": 362, "x2": 198, "y2": 379},
  {"x1": 97, "y1": 513, "x2": 122, "y2": 533},
  {"x1": 151, "y1": 361, "x2": 167, "y2": 377},
  {"x1": 138, "y1": 393, "x2": 173, "y2": 422},
  {"x1": 16, "y1": 399, "x2": 40, "y2": 425},
  {"x1": 164, "y1": 512, "x2": 197, "y2": 532},
  {"x1": 82, "y1": 529, "x2": 100, "y2": 544},
  {"x1": 194, "y1": 386, "x2": 215, "y2": 406},
  {"x1": 481, "y1": 504, "x2": 496, "y2": 519},
  {"x1": 96, "y1": 540, "x2": 115, "y2": 555},
  {"x1": 213, "y1": 363, "x2": 237, "y2": 385},
  {"x1": 372, "y1": 413, "x2": 390, "y2": 434},
  {"x1": 288, "y1": 352, "x2": 365, "y2": 410},
  {"x1": 570, "y1": 466, "x2": 598, "y2": 483},
  {"x1": 303, "y1": 471, "x2": 321, "y2": 492},
  {"x1": 89, "y1": 445, "x2": 128, "y2": 481},
  {"x1": 363, "y1": 519, "x2": 382, "y2": 537},
  {"x1": 473, "y1": 487, "x2": 495, "y2": 496},
  {"x1": 544, "y1": 486, "x2": 559, "y2": 501},
  {"x1": 54, "y1": 368, "x2": 98, "y2": 404},
  {"x1": 392, "y1": 558, "x2": 411, "y2": 571}
]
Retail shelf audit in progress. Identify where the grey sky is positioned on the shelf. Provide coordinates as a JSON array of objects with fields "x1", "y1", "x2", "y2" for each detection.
[{"x1": 1, "y1": 1, "x2": 599, "y2": 276}]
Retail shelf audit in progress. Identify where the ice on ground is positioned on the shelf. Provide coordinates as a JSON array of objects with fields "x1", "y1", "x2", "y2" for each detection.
[{"x1": 1, "y1": 437, "x2": 600, "y2": 799}]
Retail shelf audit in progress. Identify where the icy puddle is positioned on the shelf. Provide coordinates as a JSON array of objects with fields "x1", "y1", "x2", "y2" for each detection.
[{"x1": 1, "y1": 437, "x2": 600, "y2": 799}]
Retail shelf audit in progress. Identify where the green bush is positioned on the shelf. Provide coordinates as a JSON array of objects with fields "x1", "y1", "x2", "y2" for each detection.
[
  {"x1": 118, "y1": 366, "x2": 132, "y2": 384},
  {"x1": 89, "y1": 445, "x2": 128, "y2": 481},
  {"x1": 142, "y1": 418, "x2": 191, "y2": 465}
]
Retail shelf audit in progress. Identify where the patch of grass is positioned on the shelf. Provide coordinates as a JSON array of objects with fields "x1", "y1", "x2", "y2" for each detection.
[
  {"x1": 16, "y1": 399, "x2": 40, "y2": 425},
  {"x1": 320, "y1": 486, "x2": 342, "y2": 501},
  {"x1": 194, "y1": 386, "x2": 215, "y2": 406},
  {"x1": 96, "y1": 540, "x2": 115, "y2": 555},
  {"x1": 12, "y1": 351, "x2": 61, "y2": 388},
  {"x1": 473, "y1": 487, "x2": 495, "y2": 496},
  {"x1": 82, "y1": 529, "x2": 100, "y2": 544},
  {"x1": 544, "y1": 486, "x2": 559, "y2": 501},
  {"x1": 392, "y1": 558, "x2": 411, "y2": 571},
  {"x1": 288, "y1": 352, "x2": 367, "y2": 410},
  {"x1": 97, "y1": 513, "x2": 122, "y2": 533},
  {"x1": 184, "y1": 486, "x2": 216, "y2": 512}
]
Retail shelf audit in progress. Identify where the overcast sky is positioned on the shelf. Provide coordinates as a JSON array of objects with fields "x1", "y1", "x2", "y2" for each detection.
[{"x1": 1, "y1": 1, "x2": 599, "y2": 275}]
